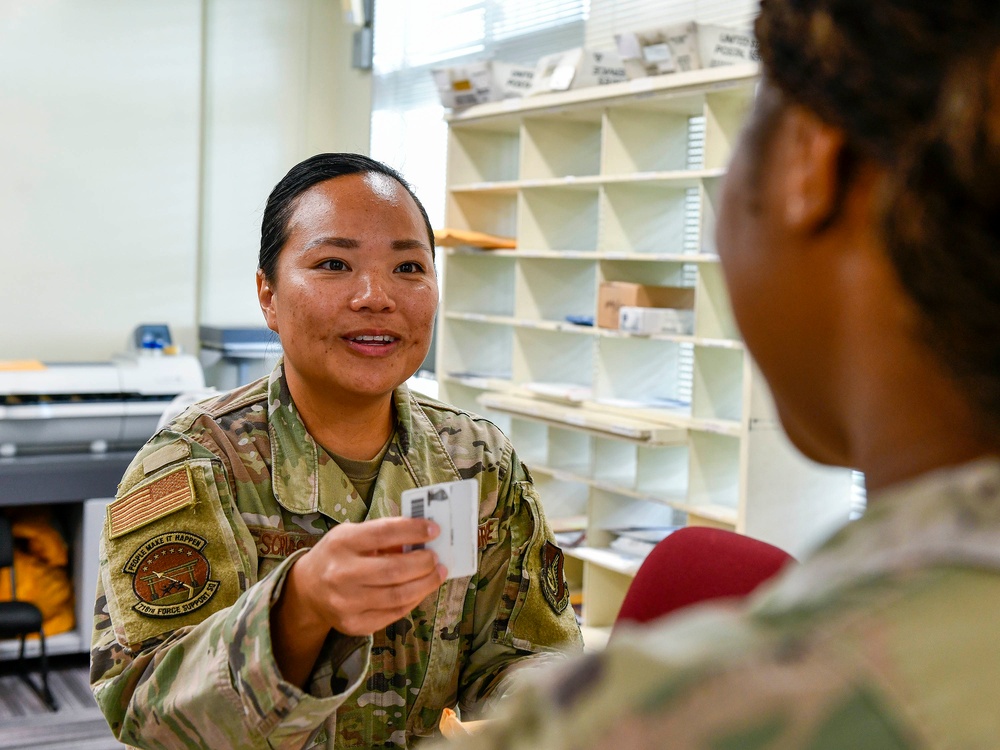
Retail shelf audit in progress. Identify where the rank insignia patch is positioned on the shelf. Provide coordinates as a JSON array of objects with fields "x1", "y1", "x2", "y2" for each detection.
[
  {"x1": 125, "y1": 532, "x2": 220, "y2": 618},
  {"x1": 540, "y1": 540, "x2": 569, "y2": 614}
]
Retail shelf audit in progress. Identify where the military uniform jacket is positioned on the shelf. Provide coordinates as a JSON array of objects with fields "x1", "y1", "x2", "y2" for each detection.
[
  {"x1": 449, "y1": 459, "x2": 1000, "y2": 749},
  {"x1": 90, "y1": 363, "x2": 582, "y2": 749}
]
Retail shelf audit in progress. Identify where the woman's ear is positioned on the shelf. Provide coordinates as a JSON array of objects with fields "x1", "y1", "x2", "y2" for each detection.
[
  {"x1": 779, "y1": 105, "x2": 849, "y2": 232},
  {"x1": 256, "y1": 269, "x2": 279, "y2": 333}
]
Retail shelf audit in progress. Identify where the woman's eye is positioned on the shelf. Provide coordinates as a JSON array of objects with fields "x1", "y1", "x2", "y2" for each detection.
[
  {"x1": 319, "y1": 259, "x2": 349, "y2": 271},
  {"x1": 396, "y1": 261, "x2": 424, "y2": 274}
]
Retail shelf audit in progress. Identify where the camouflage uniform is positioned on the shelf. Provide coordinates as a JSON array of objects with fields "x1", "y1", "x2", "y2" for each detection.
[
  {"x1": 90, "y1": 362, "x2": 582, "y2": 749},
  {"x1": 447, "y1": 459, "x2": 1000, "y2": 749}
]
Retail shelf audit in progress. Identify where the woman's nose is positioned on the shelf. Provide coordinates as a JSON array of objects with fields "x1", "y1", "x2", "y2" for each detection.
[{"x1": 350, "y1": 270, "x2": 396, "y2": 312}]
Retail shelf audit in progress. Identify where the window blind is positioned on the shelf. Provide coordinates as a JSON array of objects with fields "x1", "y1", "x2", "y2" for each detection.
[{"x1": 370, "y1": 1, "x2": 587, "y2": 226}]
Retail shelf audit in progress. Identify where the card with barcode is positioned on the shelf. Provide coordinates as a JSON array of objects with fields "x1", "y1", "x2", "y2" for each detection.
[{"x1": 401, "y1": 478, "x2": 478, "y2": 579}]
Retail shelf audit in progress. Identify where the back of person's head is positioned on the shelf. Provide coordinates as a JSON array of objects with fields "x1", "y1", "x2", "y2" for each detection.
[
  {"x1": 753, "y1": 0, "x2": 1000, "y2": 437},
  {"x1": 258, "y1": 153, "x2": 435, "y2": 283}
]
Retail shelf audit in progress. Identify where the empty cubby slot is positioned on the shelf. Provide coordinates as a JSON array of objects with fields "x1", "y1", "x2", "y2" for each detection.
[
  {"x1": 444, "y1": 254, "x2": 515, "y2": 316},
  {"x1": 439, "y1": 318, "x2": 513, "y2": 381},
  {"x1": 595, "y1": 337, "x2": 691, "y2": 410},
  {"x1": 446, "y1": 191, "x2": 518, "y2": 237},
  {"x1": 514, "y1": 328, "x2": 595, "y2": 388},
  {"x1": 703, "y1": 88, "x2": 754, "y2": 169},
  {"x1": 518, "y1": 188, "x2": 599, "y2": 251},
  {"x1": 600, "y1": 184, "x2": 690, "y2": 254},
  {"x1": 548, "y1": 426, "x2": 591, "y2": 475},
  {"x1": 687, "y1": 431, "x2": 740, "y2": 512},
  {"x1": 509, "y1": 417, "x2": 548, "y2": 467},
  {"x1": 600, "y1": 259, "x2": 691, "y2": 287},
  {"x1": 692, "y1": 346, "x2": 744, "y2": 422},
  {"x1": 592, "y1": 437, "x2": 637, "y2": 488},
  {"x1": 448, "y1": 124, "x2": 520, "y2": 184},
  {"x1": 636, "y1": 444, "x2": 689, "y2": 500},
  {"x1": 530, "y1": 472, "x2": 589, "y2": 520},
  {"x1": 589, "y1": 489, "x2": 682, "y2": 550},
  {"x1": 698, "y1": 177, "x2": 722, "y2": 256},
  {"x1": 515, "y1": 258, "x2": 596, "y2": 322},
  {"x1": 694, "y1": 262, "x2": 739, "y2": 341},
  {"x1": 602, "y1": 108, "x2": 693, "y2": 174},
  {"x1": 521, "y1": 117, "x2": 602, "y2": 178}
]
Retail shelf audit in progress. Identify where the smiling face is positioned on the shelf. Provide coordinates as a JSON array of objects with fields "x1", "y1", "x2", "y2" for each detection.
[{"x1": 257, "y1": 172, "x2": 438, "y2": 407}]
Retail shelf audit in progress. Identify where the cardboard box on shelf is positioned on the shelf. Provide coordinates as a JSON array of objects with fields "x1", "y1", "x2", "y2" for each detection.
[
  {"x1": 432, "y1": 60, "x2": 535, "y2": 110},
  {"x1": 696, "y1": 24, "x2": 759, "y2": 67},
  {"x1": 619, "y1": 305, "x2": 695, "y2": 336},
  {"x1": 615, "y1": 22, "x2": 701, "y2": 78},
  {"x1": 596, "y1": 282, "x2": 695, "y2": 329},
  {"x1": 528, "y1": 47, "x2": 628, "y2": 95},
  {"x1": 614, "y1": 22, "x2": 757, "y2": 79}
]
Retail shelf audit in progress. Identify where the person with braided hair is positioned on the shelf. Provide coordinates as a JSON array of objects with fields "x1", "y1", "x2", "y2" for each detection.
[{"x1": 440, "y1": 1, "x2": 1000, "y2": 747}]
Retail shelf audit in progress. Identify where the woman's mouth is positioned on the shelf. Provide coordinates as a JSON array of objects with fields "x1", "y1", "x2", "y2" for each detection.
[{"x1": 343, "y1": 333, "x2": 401, "y2": 355}]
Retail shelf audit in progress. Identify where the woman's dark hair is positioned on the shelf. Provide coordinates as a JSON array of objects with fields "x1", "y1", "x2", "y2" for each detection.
[
  {"x1": 754, "y1": 0, "x2": 1000, "y2": 433},
  {"x1": 258, "y1": 153, "x2": 435, "y2": 282}
]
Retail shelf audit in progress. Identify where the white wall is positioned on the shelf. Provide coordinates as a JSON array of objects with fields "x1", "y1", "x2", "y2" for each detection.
[
  {"x1": 0, "y1": 1, "x2": 202, "y2": 361},
  {"x1": 199, "y1": 0, "x2": 373, "y2": 329},
  {"x1": 0, "y1": 0, "x2": 371, "y2": 362}
]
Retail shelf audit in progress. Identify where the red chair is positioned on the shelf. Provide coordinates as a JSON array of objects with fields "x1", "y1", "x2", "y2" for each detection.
[{"x1": 613, "y1": 526, "x2": 794, "y2": 636}]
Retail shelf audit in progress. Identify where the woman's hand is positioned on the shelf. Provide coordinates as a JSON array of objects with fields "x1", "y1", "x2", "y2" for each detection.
[{"x1": 270, "y1": 517, "x2": 447, "y2": 687}]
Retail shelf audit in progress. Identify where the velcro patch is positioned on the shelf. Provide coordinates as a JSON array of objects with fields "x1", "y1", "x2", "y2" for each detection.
[
  {"x1": 249, "y1": 526, "x2": 322, "y2": 560},
  {"x1": 540, "y1": 540, "x2": 569, "y2": 614},
  {"x1": 108, "y1": 465, "x2": 195, "y2": 539},
  {"x1": 142, "y1": 441, "x2": 190, "y2": 475},
  {"x1": 478, "y1": 518, "x2": 499, "y2": 549},
  {"x1": 124, "y1": 532, "x2": 219, "y2": 618}
]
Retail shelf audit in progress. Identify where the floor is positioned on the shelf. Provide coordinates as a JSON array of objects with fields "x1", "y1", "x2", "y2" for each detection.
[{"x1": 0, "y1": 653, "x2": 121, "y2": 749}]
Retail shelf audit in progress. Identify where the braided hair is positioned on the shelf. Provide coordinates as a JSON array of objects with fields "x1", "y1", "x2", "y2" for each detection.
[{"x1": 755, "y1": 0, "x2": 1000, "y2": 435}]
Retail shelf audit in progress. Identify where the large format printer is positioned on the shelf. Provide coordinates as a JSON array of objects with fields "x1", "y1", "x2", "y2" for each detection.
[
  {"x1": 0, "y1": 352, "x2": 205, "y2": 457},
  {"x1": 0, "y1": 344, "x2": 205, "y2": 657}
]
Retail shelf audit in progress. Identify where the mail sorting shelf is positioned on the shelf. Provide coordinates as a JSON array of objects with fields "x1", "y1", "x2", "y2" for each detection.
[{"x1": 437, "y1": 64, "x2": 855, "y2": 642}]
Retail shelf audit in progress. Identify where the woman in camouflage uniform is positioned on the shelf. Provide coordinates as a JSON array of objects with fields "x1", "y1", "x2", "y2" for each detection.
[
  {"x1": 90, "y1": 153, "x2": 583, "y2": 749},
  {"x1": 445, "y1": 1, "x2": 1000, "y2": 748}
]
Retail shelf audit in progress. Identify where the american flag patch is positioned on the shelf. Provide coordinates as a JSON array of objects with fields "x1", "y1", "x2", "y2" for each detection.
[{"x1": 108, "y1": 465, "x2": 195, "y2": 539}]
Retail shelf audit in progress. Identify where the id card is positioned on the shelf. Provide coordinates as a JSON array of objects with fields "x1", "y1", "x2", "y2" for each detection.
[{"x1": 402, "y1": 478, "x2": 479, "y2": 579}]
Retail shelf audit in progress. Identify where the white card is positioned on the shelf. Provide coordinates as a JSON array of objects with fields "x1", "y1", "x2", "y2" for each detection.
[{"x1": 401, "y1": 478, "x2": 479, "y2": 580}]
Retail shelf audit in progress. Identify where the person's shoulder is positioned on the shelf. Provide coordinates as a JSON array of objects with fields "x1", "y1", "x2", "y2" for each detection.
[
  {"x1": 408, "y1": 389, "x2": 511, "y2": 447},
  {"x1": 176, "y1": 377, "x2": 270, "y2": 424},
  {"x1": 118, "y1": 378, "x2": 270, "y2": 494}
]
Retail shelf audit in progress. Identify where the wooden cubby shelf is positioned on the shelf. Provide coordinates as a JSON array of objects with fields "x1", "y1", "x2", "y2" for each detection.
[{"x1": 437, "y1": 63, "x2": 854, "y2": 643}]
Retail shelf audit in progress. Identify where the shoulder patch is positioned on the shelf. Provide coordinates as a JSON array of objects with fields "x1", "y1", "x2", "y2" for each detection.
[
  {"x1": 540, "y1": 540, "x2": 569, "y2": 614},
  {"x1": 141, "y1": 441, "x2": 191, "y2": 475},
  {"x1": 108, "y1": 465, "x2": 195, "y2": 539},
  {"x1": 124, "y1": 532, "x2": 220, "y2": 617}
]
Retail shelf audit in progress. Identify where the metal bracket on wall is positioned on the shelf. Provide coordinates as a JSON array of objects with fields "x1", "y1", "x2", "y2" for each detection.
[{"x1": 350, "y1": 0, "x2": 375, "y2": 70}]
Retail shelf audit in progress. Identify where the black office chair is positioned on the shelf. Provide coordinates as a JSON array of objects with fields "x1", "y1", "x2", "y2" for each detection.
[{"x1": 0, "y1": 515, "x2": 57, "y2": 710}]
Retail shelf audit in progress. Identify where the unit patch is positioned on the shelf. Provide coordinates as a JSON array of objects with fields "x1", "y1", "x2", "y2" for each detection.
[
  {"x1": 124, "y1": 532, "x2": 220, "y2": 618},
  {"x1": 540, "y1": 540, "x2": 569, "y2": 614}
]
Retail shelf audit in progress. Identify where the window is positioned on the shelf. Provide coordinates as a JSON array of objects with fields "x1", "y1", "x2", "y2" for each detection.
[{"x1": 370, "y1": 0, "x2": 588, "y2": 226}]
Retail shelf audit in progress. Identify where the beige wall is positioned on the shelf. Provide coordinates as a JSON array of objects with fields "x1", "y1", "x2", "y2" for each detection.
[{"x1": 0, "y1": 0, "x2": 371, "y2": 361}]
